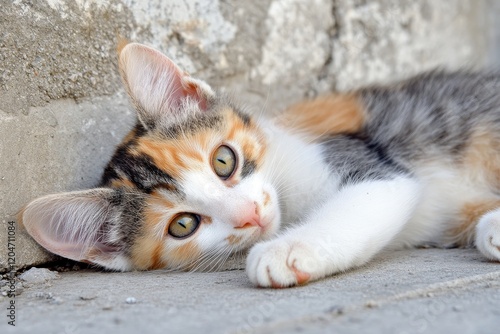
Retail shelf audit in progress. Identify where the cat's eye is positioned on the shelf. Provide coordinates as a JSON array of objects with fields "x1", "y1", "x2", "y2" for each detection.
[
  {"x1": 168, "y1": 213, "x2": 200, "y2": 239},
  {"x1": 212, "y1": 145, "x2": 237, "y2": 179}
]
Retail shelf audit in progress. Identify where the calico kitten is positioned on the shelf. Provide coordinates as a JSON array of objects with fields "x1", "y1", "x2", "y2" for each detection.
[{"x1": 20, "y1": 42, "x2": 500, "y2": 288}]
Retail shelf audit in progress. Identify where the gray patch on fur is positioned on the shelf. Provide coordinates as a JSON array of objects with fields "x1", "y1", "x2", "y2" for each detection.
[{"x1": 322, "y1": 70, "x2": 500, "y2": 186}]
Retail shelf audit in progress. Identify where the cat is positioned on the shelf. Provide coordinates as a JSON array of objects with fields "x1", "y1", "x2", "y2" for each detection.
[{"x1": 19, "y1": 42, "x2": 500, "y2": 288}]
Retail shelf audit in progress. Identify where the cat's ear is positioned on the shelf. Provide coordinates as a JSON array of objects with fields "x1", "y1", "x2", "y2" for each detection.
[
  {"x1": 118, "y1": 42, "x2": 215, "y2": 129},
  {"x1": 19, "y1": 188, "x2": 130, "y2": 270}
]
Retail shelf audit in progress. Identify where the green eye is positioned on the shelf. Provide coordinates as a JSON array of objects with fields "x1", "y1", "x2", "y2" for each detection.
[
  {"x1": 212, "y1": 145, "x2": 237, "y2": 179},
  {"x1": 168, "y1": 214, "x2": 200, "y2": 239}
]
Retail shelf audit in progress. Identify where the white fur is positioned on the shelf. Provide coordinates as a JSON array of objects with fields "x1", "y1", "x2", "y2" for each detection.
[
  {"x1": 391, "y1": 160, "x2": 500, "y2": 248},
  {"x1": 391, "y1": 161, "x2": 488, "y2": 247},
  {"x1": 258, "y1": 121, "x2": 337, "y2": 225},
  {"x1": 180, "y1": 165, "x2": 281, "y2": 250},
  {"x1": 244, "y1": 120, "x2": 500, "y2": 286},
  {"x1": 247, "y1": 177, "x2": 421, "y2": 287}
]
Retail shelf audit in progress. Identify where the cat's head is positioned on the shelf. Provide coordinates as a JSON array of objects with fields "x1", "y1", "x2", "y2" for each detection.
[{"x1": 19, "y1": 43, "x2": 281, "y2": 271}]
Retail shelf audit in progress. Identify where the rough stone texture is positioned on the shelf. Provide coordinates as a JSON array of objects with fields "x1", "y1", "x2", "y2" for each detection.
[
  {"x1": 0, "y1": 249, "x2": 499, "y2": 333},
  {"x1": 330, "y1": 1, "x2": 489, "y2": 90},
  {"x1": 19, "y1": 267, "x2": 59, "y2": 285},
  {"x1": 0, "y1": 0, "x2": 499, "y2": 270}
]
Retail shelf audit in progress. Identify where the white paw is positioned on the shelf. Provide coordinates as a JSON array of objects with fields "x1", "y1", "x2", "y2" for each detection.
[
  {"x1": 246, "y1": 238, "x2": 327, "y2": 288},
  {"x1": 476, "y1": 211, "x2": 500, "y2": 261}
]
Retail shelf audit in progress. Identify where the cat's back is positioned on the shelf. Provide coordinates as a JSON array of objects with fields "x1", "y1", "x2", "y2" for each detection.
[
  {"x1": 315, "y1": 70, "x2": 500, "y2": 247},
  {"x1": 358, "y1": 70, "x2": 500, "y2": 161}
]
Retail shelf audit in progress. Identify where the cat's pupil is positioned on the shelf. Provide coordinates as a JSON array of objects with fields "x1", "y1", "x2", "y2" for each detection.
[{"x1": 217, "y1": 158, "x2": 226, "y2": 165}]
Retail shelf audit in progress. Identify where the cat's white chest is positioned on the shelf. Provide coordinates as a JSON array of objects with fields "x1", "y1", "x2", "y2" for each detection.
[{"x1": 261, "y1": 123, "x2": 337, "y2": 225}]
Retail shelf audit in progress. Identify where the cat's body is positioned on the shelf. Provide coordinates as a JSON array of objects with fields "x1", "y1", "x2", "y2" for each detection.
[{"x1": 20, "y1": 43, "x2": 500, "y2": 287}]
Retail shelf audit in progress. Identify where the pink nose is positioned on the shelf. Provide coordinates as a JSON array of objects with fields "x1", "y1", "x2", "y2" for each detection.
[{"x1": 234, "y1": 202, "x2": 262, "y2": 228}]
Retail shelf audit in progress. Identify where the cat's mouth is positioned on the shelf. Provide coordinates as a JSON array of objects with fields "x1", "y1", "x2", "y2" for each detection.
[
  {"x1": 249, "y1": 212, "x2": 278, "y2": 240},
  {"x1": 227, "y1": 212, "x2": 278, "y2": 251}
]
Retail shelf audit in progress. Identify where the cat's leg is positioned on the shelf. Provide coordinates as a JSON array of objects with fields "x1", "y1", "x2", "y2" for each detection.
[
  {"x1": 246, "y1": 176, "x2": 421, "y2": 287},
  {"x1": 476, "y1": 208, "x2": 500, "y2": 261}
]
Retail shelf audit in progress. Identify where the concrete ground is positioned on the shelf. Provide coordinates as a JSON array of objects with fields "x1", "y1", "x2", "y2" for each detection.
[{"x1": 1, "y1": 248, "x2": 499, "y2": 334}]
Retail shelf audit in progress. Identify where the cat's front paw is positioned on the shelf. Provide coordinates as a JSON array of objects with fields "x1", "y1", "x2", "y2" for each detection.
[{"x1": 246, "y1": 239, "x2": 325, "y2": 288}]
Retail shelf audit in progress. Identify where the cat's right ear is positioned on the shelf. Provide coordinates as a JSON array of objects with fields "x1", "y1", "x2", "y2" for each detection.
[
  {"x1": 18, "y1": 188, "x2": 131, "y2": 270},
  {"x1": 118, "y1": 42, "x2": 215, "y2": 130}
]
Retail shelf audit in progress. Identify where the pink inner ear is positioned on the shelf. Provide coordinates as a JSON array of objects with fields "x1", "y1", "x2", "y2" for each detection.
[
  {"x1": 169, "y1": 70, "x2": 207, "y2": 111},
  {"x1": 182, "y1": 77, "x2": 208, "y2": 110},
  {"x1": 20, "y1": 190, "x2": 118, "y2": 263},
  {"x1": 27, "y1": 226, "x2": 88, "y2": 261},
  {"x1": 119, "y1": 43, "x2": 212, "y2": 117}
]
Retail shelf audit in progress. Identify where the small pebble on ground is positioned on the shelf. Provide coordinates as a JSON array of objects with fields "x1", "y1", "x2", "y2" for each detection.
[{"x1": 20, "y1": 268, "x2": 60, "y2": 284}]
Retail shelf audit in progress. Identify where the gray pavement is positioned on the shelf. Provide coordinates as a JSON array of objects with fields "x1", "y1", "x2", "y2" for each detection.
[{"x1": 1, "y1": 248, "x2": 499, "y2": 334}]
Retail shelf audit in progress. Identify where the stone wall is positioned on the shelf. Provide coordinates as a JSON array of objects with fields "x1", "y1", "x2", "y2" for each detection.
[{"x1": 0, "y1": 0, "x2": 498, "y2": 271}]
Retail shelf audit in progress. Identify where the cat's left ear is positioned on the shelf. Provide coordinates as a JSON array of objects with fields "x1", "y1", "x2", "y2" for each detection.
[
  {"x1": 18, "y1": 189, "x2": 130, "y2": 270},
  {"x1": 118, "y1": 42, "x2": 215, "y2": 130}
]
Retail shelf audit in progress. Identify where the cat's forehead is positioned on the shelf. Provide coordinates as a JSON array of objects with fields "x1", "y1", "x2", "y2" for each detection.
[{"x1": 101, "y1": 105, "x2": 265, "y2": 195}]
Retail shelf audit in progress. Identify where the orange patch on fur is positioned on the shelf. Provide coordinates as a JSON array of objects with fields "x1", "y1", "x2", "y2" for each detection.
[
  {"x1": 462, "y1": 129, "x2": 500, "y2": 186},
  {"x1": 450, "y1": 129, "x2": 500, "y2": 246},
  {"x1": 448, "y1": 200, "x2": 500, "y2": 246},
  {"x1": 150, "y1": 242, "x2": 167, "y2": 269},
  {"x1": 279, "y1": 93, "x2": 366, "y2": 138},
  {"x1": 110, "y1": 177, "x2": 135, "y2": 189},
  {"x1": 263, "y1": 191, "x2": 271, "y2": 207},
  {"x1": 144, "y1": 209, "x2": 167, "y2": 231},
  {"x1": 131, "y1": 197, "x2": 172, "y2": 269},
  {"x1": 241, "y1": 138, "x2": 260, "y2": 162},
  {"x1": 222, "y1": 108, "x2": 267, "y2": 173},
  {"x1": 226, "y1": 235, "x2": 243, "y2": 246},
  {"x1": 167, "y1": 240, "x2": 201, "y2": 268},
  {"x1": 150, "y1": 189, "x2": 175, "y2": 207},
  {"x1": 131, "y1": 237, "x2": 167, "y2": 270},
  {"x1": 135, "y1": 137, "x2": 183, "y2": 178},
  {"x1": 143, "y1": 192, "x2": 174, "y2": 234},
  {"x1": 135, "y1": 135, "x2": 207, "y2": 179}
]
